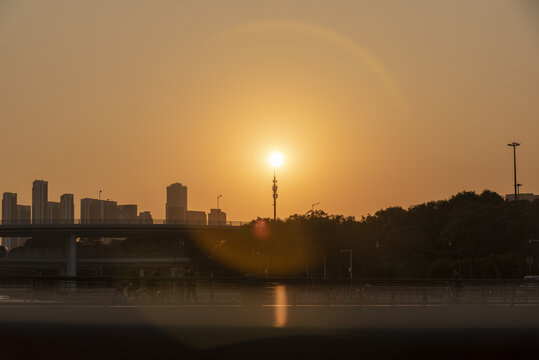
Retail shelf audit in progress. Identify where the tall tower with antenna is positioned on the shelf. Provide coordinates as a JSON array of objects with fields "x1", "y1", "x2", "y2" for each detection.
[
  {"x1": 269, "y1": 152, "x2": 283, "y2": 221},
  {"x1": 272, "y1": 170, "x2": 278, "y2": 221}
]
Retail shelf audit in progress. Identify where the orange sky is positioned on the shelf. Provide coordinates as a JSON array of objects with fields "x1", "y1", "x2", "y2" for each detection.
[{"x1": 0, "y1": 1, "x2": 538, "y2": 221}]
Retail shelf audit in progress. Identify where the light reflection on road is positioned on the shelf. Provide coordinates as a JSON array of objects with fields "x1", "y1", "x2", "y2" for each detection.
[{"x1": 273, "y1": 285, "x2": 288, "y2": 327}]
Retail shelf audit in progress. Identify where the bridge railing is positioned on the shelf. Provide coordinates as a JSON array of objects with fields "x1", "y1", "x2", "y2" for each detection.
[{"x1": 0, "y1": 219, "x2": 250, "y2": 227}]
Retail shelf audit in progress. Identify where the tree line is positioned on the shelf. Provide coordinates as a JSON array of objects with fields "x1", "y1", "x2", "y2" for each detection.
[{"x1": 201, "y1": 190, "x2": 539, "y2": 279}]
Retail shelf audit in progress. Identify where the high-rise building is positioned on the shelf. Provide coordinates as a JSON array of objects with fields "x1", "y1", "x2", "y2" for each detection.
[
  {"x1": 32, "y1": 180, "x2": 48, "y2": 224},
  {"x1": 1, "y1": 194, "x2": 30, "y2": 249},
  {"x1": 60, "y1": 193, "x2": 74, "y2": 224},
  {"x1": 47, "y1": 201, "x2": 61, "y2": 224},
  {"x1": 208, "y1": 209, "x2": 226, "y2": 226},
  {"x1": 186, "y1": 210, "x2": 207, "y2": 225},
  {"x1": 167, "y1": 207, "x2": 185, "y2": 223},
  {"x1": 81, "y1": 198, "x2": 100, "y2": 224},
  {"x1": 118, "y1": 204, "x2": 137, "y2": 223},
  {"x1": 2, "y1": 192, "x2": 17, "y2": 225},
  {"x1": 138, "y1": 211, "x2": 153, "y2": 224},
  {"x1": 2, "y1": 192, "x2": 18, "y2": 250},
  {"x1": 17, "y1": 205, "x2": 31, "y2": 224},
  {"x1": 82, "y1": 198, "x2": 142, "y2": 224},
  {"x1": 100, "y1": 200, "x2": 118, "y2": 223},
  {"x1": 166, "y1": 183, "x2": 187, "y2": 223},
  {"x1": 13, "y1": 205, "x2": 31, "y2": 249}
]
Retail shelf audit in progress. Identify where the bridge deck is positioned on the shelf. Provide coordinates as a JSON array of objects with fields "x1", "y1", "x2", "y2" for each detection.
[{"x1": 0, "y1": 223, "x2": 243, "y2": 237}]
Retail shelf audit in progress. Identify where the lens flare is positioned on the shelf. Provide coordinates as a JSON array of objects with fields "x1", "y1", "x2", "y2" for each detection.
[{"x1": 269, "y1": 152, "x2": 284, "y2": 168}]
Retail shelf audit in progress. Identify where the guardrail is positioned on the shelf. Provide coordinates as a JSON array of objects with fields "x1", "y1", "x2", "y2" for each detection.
[{"x1": 0, "y1": 277, "x2": 537, "y2": 306}]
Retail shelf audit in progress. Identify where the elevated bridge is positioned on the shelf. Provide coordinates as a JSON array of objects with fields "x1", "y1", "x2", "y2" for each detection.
[
  {"x1": 0, "y1": 221, "x2": 246, "y2": 276},
  {"x1": 0, "y1": 222, "x2": 245, "y2": 238}
]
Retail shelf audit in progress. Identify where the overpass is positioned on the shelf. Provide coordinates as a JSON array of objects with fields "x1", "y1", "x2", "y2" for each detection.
[
  {"x1": 0, "y1": 221, "x2": 246, "y2": 276},
  {"x1": 0, "y1": 222, "x2": 245, "y2": 238}
]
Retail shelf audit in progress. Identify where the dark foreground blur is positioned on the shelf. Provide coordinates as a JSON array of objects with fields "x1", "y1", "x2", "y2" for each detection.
[{"x1": 0, "y1": 278, "x2": 538, "y2": 360}]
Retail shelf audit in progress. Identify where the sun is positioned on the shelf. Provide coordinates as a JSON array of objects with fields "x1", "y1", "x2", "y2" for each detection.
[{"x1": 269, "y1": 152, "x2": 284, "y2": 168}]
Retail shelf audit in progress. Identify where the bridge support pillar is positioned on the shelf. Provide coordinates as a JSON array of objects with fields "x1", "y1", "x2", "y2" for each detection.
[{"x1": 66, "y1": 235, "x2": 77, "y2": 277}]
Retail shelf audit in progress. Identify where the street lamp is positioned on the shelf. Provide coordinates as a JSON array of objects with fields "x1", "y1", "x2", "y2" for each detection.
[
  {"x1": 507, "y1": 142, "x2": 520, "y2": 200},
  {"x1": 269, "y1": 152, "x2": 284, "y2": 221},
  {"x1": 376, "y1": 240, "x2": 388, "y2": 279},
  {"x1": 209, "y1": 239, "x2": 226, "y2": 277},
  {"x1": 339, "y1": 249, "x2": 353, "y2": 279},
  {"x1": 217, "y1": 194, "x2": 222, "y2": 211},
  {"x1": 311, "y1": 202, "x2": 320, "y2": 213},
  {"x1": 529, "y1": 240, "x2": 539, "y2": 276},
  {"x1": 216, "y1": 194, "x2": 223, "y2": 225},
  {"x1": 98, "y1": 190, "x2": 102, "y2": 224},
  {"x1": 526, "y1": 256, "x2": 535, "y2": 276}
]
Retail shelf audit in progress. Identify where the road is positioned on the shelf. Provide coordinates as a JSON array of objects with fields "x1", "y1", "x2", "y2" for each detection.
[{"x1": 0, "y1": 304, "x2": 538, "y2": 359}]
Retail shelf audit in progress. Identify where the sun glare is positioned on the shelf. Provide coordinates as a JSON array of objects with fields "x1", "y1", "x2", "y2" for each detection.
[{"x1": 269, "y1": 152, "x2": 284, "y2": 168}]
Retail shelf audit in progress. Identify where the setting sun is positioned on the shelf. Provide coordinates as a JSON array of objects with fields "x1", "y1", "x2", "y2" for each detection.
[{"x1": 269, "y1": 152, "x2": 284, "y2": 168}]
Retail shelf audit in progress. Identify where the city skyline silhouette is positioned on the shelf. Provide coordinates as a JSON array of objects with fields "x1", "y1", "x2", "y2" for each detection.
[{"x1": 2, "y1": 179, "x2": 231, "y2": 226}]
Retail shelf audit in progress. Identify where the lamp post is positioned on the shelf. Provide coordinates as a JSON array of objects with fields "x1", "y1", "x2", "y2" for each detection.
[
  {"x1": 209, "y1": 239, "x2": 226, "y2": 277},
  {"x1": 448, "y1": 240, "x2": 462, "y2": 277},
  {"x1": 311, "y1": 202, "x2": 320, "y2": 213},
  {"x1": 98, "y1": 190, "x2": 102, "y2": 224},
  {"x1": 217, "y1": 194, "x2": 222, "y2": 211},
  {"x1": 529, "y1": 240, "x2": 539, "y2": 277},
  {"x1": 323, "y1": 255, "x2": 327, "y2": 279},
  {"x1": 376, "y1": 240, "x2": 388, "y2": 279},
  {"x1": 526, "y1": 256, "x2": 535, "y2": 276},
  {"x1": 340, "y1": 249, "x2": 353, "y2": 279},
  {"x1": 216, "y1": 194, "x2": 223, "y2": 226},
  {"x1": 507, "y1": 142, "x2": 520, "y2": 200}
]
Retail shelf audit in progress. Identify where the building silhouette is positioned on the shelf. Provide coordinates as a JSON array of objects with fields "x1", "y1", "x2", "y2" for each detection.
[
  {"x1": 166, "y1": 183, "x2": 187, "y2": 223},
  {"x1": 47, "y1": 201, "x2": 61, "y2": 224},
  {"x1": 3, "y1": 180, "x2": 221, "y2": 228},
  {"x1": 505, "y1": 193, "x2": 539, "y2": 202},
  {"x1": 2, "y1": 193, "x2": 17, "y2": 225},
  {"x1": 100, "y1": 200, "x2": 118, "y2": 223},
  {"x1": 2, "y1": 193, "x2": 30, "y2": 249},
  {"x1": 118, "y1": 204, "x2": 137, "y2": 223},
  {"x1": 81, "y1": 198, "x2": 100, "y2": 224},
  {"x1": 138, "y1": 211, "x2": 153, "y2": 224},
  {"x1": 186, "y1": 210, "x2": 207, "y2": 225},
  {"x1": 81, "y1": 198, "x2": 142, "y2": 224},
  {"x1": 17, "y1": 205, "x2": 31, "y2": 224},
  {"x1": 60, "y1": 193, "x2": 74, "y2": 224},
  {"x1": 208, "y1": 208, "x2": 226, "y2": 226},
  {"x1": 2, "y1": 193, "x2": 18, "y2": 250},
  {"x1": 14, "y1": 205, "x2": 31, "y2": 248},
  {"x1": 32, "y1": 180, "x2": 48, "y2": 224}
]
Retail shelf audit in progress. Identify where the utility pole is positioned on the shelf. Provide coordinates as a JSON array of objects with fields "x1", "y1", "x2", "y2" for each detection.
[{"x1": 507, "y1": 142, "x2": 520, "y2": 200}]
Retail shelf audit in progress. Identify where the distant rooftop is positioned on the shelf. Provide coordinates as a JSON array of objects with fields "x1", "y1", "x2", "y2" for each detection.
[{"x1": 505, "y1": 193, "x2": 539, "y2": 202}]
